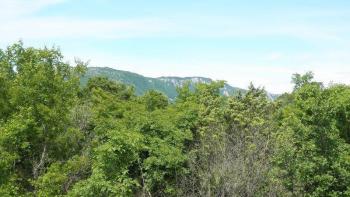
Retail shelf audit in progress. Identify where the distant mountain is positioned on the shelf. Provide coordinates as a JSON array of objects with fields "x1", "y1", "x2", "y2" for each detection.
[{"x1": 80, "y1": 67, "x2": 278, "y2": 100}]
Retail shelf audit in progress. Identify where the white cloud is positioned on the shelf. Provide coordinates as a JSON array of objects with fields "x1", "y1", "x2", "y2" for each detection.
[
  {"x1": 0, "y1": 0, "x2": 170, "y2": 42},
  {"x1": 0, "y1": 2, "x2": 348, "y2": 44},
  {"x1": 265, "y1": 52, "x2": 283, "y2": 61},
  {"x1": 0, "y1": 17, "x2": 173, "y2": 42},
  {"x1": 1, "y1": 0, "x2": 349, "y2": 43},
  {"x1": 0, "y1": 0, "x2": 65, "y2": 18}
]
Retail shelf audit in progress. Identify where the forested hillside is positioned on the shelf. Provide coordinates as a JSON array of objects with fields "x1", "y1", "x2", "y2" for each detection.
[
  {"x1": 1, "y1": 43, "x2": 350, "y2": 196},
  {"x1": 81, "y1": 67, "x2": 279, "y2": 100}
]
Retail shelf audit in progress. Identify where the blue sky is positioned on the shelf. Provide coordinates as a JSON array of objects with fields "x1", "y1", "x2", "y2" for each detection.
[{"x1": 1, "y1": 0, "x2": 350, "y2": 93}]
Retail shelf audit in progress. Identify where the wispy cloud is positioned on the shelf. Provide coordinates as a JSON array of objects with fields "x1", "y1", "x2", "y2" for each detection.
[
  {"x1": 169, "y1": 15, "x2": 347, "y2": 42},
  {"x1": 265, "y1": 52, "x2": 284, "y2": 61},
  {"x1": 1, "y1": 17, "x2": 347, "y2": 46},
  {"x1": 0, "y1": 0, "x2": 65, "y2": 18},
  {"x1": 0, "y1": 0, "x2": 169, "y2": 42},
  {"x1": 1, "y1": 1, "x2": 348, "y2": 43},
  {"x1": 0, "y1": 17, "x2": 173, "y2": 41},
  {"x1": 1, "y1": 0, "x2": 350, "y2": 93}
]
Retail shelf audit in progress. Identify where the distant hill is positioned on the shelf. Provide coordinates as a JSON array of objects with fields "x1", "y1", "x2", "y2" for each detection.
[{"x1": 80, "y1": 67, "x2": 278, "y2": 100}]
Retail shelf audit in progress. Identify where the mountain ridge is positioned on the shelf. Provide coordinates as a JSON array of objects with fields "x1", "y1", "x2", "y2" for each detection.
[{"x1": 80, "y1": 67, "x2": 278, "y2": 99}]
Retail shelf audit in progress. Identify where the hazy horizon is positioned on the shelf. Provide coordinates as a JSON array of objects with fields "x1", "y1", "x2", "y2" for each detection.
[{"x1": 1, "y1": 0, "x2": 350, "y2": 94}]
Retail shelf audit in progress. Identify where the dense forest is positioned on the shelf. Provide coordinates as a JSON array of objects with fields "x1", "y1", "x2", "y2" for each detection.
[{"x1": 0, "y1": 43, "x2": 350, "y2": 197}]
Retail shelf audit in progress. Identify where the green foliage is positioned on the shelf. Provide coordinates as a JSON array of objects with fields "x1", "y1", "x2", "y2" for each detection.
[
  {"x1": 142, "y1": 90, "x2": 168, "y2": 111},
  {"x1": 274, "y1": 75, "x2": 350, "y2": 196},
  {"x1": 1, "y1": 43, "x2": 350, "y2": 196},
  {"x1": 0, "y1": 42, "x2": 86, "y2": 195},
  {"x1": 291, "y1": 71, "x2": 314, "y2": 90}
]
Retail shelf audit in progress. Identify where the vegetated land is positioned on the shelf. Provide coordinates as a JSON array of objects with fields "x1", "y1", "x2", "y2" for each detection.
[
  {"x1": 0, "y1": 43, "x2": 349, "y2": 197},
  {"x1": 80, "y1": 67, "x2": 279, "y2": 100}
]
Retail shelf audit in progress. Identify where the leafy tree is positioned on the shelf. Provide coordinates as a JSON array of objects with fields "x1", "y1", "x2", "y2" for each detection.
[
  {"x1": 291, "y1": 71, "x2": 314, "y2": 90},
  {"x1": 274, "y1": 74, "x2": 350, "y2": 196},
  {"x1": 0, "y1": 42, "x2": 86, "y2": 195},
  {"x1": 142, "y1": 90, "x2": 168, "y2": 111},
  {"x1": 1, "y1": 43, "x2": 350, "y2": 197}
]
